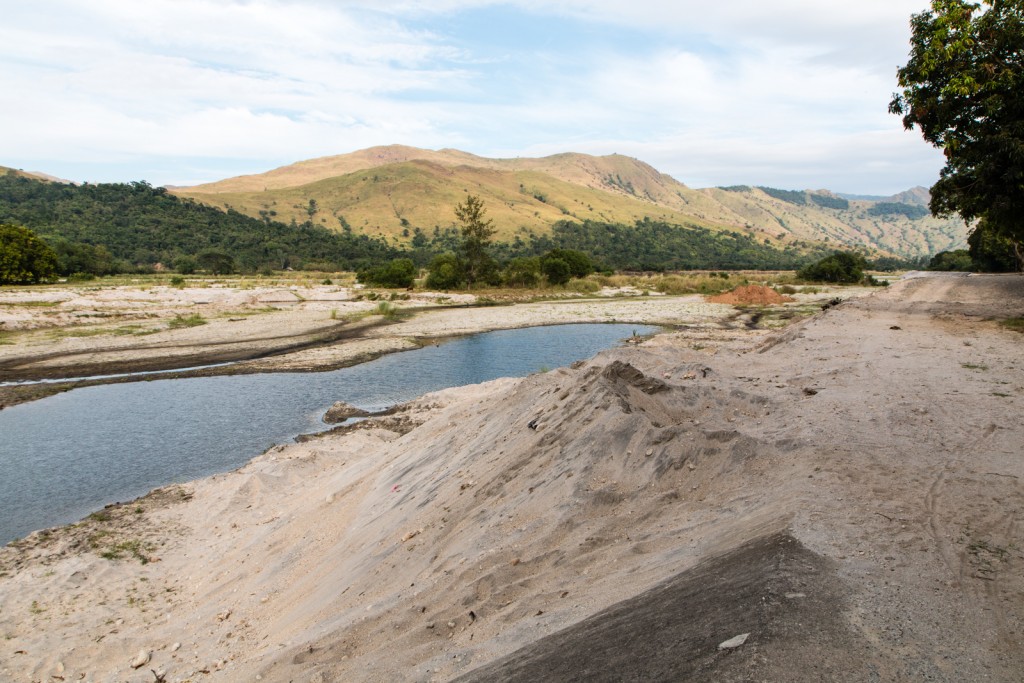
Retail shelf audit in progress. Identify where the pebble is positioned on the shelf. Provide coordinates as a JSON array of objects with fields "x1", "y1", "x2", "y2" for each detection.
[
  {"x1": 130, "y1": 649, "x2": 151, "y2": 669},
  {"x1": 171, "y1": 642, "x2": 181, "y2": 652},
  {"x1": 447, "y1": 621, "x2": 456, "y2": 629},
  {"x1": 718, "y1": 633, "x2": 750, "y2": 650},
  {"x1": 645, "y1": 449, "x2": 653, "y2": 457}
]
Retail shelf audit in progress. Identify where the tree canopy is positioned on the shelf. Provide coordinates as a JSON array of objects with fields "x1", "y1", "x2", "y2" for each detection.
[
  {"x1": 0, "y1": 223, "x2": 58, "y2": 285},
  {"x1": 889, "y1": 0, "x2": 1024, "y2": 269}
]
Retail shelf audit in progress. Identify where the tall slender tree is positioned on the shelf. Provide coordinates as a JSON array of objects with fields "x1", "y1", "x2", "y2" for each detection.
[{"x1": 455, "y1": 194, "x2": 497, "y2": 285}]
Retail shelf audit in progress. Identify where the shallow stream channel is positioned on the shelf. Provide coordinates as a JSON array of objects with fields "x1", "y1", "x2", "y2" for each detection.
[{"x1": 0, "y1": 323, "x2": 658, "y2": 544}]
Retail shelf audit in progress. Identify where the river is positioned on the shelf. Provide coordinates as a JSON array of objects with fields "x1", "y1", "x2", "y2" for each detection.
[{"x1": 0, "y1": 323, "x2": 657, "y2": 544}]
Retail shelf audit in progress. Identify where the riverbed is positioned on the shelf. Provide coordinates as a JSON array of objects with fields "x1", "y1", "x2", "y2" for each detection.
[{"x1": 0, "y1": 323, "x2": 657, "y2": 544}]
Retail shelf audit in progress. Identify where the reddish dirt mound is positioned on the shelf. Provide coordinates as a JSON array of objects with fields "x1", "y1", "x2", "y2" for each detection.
[{"x1": 708, "y1": 285, "x2": 795, "y2": 305}]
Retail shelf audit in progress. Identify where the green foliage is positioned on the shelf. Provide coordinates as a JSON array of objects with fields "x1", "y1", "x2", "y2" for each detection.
[
  {"x1": 168, "y1": 313, "x2": 206, "y2": 329},
  {"x1": 798, "y1": 251, "x2": 868, "y2": 283},
  {"x1": 542, "y1": 248, "x2": 593, "y2": 278},
  {"x1": 968, "y1": 222, "x2": 1022, "y2": 272},
  {"x1": 358, "y1": 257, "x2": 416, "y2": 288},
  {"x1": 47, "y1": 238, "x2": 119, "y2": 276},
  {"x1": 890, "y1": 0, "x2": 1024, "y2": 265},
  {"x1": 196, "y1": 250, "x2": 234, "y2": 275},
  {"x1": 758, "y1": 187, "x2": 808, "y2": 205},
  {"x1": 0, "y1": 223, "x2": 58, "y2": 284},
  {"x1": 867, "y1": 202, "x2": 929, "y2": 220},
  {"x1": 541, "y1": 257, "x2": 571, "y2": 285},
  {"x1": 928, "y1": 249, "x2": 974, "y2": 271},
  {"x1": 425, "y1": 253, "x2": 465, "y2": 290},
  {"x1": 809, "y1": 194, "x2": 850, "y2": 211},
  {"x1": 373, "y1": 301, "x2": 399, "y2": 318},
  {"x1": 1000, "y1": 317, "x2": 1024, "y2": 333},
  {"x1": 455, "y1": 194, "x2": 496, "y2": 286},
  {"x1": 533, "y1": 218, "x2": 829, "y2": 271},
  {"x1": 0, "y1": 173, "x2": 398, "y2": 272},
  {"x1": 502, "y1": 256, "x2": 541, "y2": 287}
]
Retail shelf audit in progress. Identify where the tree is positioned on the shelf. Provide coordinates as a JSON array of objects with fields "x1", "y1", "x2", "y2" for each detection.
[
  {"x1": 798, "y1": 251, "x2": 868, "y2": 283},
  {"x1": 542, "y1": 257, "x2": 571, "y2": 285},
  {"x1": 358, "y1": 258, "x2": 416, "y2": 288},
  {"x1": 0, "y1": 223, "x2": 58, "y2": 285},
  {"x1": 425, "y1": 253, "x2": 465, "y2": 290},
  {"x1": 889, "y1": 0, "x2": 1024, "y2": 269},
  {"x1": 928, "y1": 249, "x2": 974, "y2": 271},
  {"x1": 455, "y1": 195, "x2": 497, "y2": 285},
  {"x1": 196, "y1": 250, "x2": 235, "y2": 275},
  {"x1": 542, "y1": 248, "x2": 594, "y2": 279}
]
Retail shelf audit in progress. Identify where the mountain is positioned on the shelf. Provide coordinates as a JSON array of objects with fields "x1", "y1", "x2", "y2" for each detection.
[{"x1": 174, "y1": 146, "x2": 968, "y2": 259}]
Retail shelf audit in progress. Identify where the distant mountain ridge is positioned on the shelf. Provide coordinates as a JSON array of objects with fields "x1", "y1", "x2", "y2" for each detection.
[{"x1": 173, "y1": 146, "x2": 967, "y2": 259}]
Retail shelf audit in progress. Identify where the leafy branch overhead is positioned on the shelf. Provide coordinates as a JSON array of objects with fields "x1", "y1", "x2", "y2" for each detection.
[{"x1": 890, "y1": 0, "x2": 1024, "y2": 268}]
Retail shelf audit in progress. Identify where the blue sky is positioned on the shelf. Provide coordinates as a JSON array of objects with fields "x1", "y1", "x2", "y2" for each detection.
[{"x1": 0, "y1": 0, "x2": 943, "y2": 194}]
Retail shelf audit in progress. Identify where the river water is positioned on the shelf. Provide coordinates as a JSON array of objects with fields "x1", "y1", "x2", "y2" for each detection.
[{"x1": 0, "y1": 323, "x2": 657, "y2": 544}]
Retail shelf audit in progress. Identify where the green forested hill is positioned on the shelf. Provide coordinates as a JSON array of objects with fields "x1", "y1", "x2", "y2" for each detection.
[{"x1": 0, "y1": 171, "x2": 397, "y2": 272}]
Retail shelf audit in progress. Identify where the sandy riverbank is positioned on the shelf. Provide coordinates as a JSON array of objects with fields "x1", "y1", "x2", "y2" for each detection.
[
  {"x1": 0, "y1": 280, "x2": 842, "y2": 407},
  {"x1": 1, "y1": 273, "x2": 1022, "y2": 681}
]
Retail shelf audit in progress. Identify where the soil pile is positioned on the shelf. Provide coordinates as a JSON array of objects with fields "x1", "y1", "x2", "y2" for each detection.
[{"x1": 708, "y1": 284, "x2": 794, "y2": 305}]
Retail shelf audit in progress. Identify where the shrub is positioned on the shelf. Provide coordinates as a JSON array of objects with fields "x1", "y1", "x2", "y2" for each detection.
[
  {"x1": 425, "y1": 253, "x2": 465, "y2": 290},
  {"x1": 542, "y1": 249, "x2": 593, "y2": 278},
  {"x1": 0, "y1": 223, "x2": 58, "y2": 285},
  {"x1": 358, "y1": 258, "x2": 416, "y2": 288},
  {"x1": 928, "y1": 250, "x2": 973, "y2": 271},
  {"x1": 541, "y1": 257, "x2": 571, "y2": 285},
  {"x1": 168, "y1": 313, "x2": 206, "y2": 329},
  {"x1": 503, "y1": 257, "x2": 541, "y2": 287},
  {"x1": 798, "y1": 251, "x2": 868, "y2": 284}
]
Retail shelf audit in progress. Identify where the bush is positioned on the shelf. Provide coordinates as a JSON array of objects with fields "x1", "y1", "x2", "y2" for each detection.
[
  {"x1": 425, "y1": 253, "x2": 465, "y2": 290},
  {"x1": 542, "y1": 249, "x2": 593, "y2": 278},
  {"x1": 798, "y1": 251, "x2": 868, "y2": 284},
  {"x1": 358, "y1": 258, "x2": 416, "y2": 288},
  {"x1": 541, "y1": 257, "x2": 571, "y2": 285},
  {"x1": 503, "y1": 257, "x2": 541, "y2": 287},
  {"x1": 0, "y1": 223, "x2": 58, "y2": 285},
  {"x1": 928, "y1": 250, "x2": 973, "y2": 272}
]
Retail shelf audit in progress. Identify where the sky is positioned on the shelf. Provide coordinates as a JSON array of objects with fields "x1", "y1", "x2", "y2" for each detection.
[{"x1": 0, "y1": 0, "x2": 945, "y2": 194}]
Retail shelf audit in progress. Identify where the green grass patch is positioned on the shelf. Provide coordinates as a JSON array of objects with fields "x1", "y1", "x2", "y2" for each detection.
[
  {"x1": 0, "y1": 300, "x2": 60, "y2": 307},
  {"x1": 962, "y1": 362, "x2": 989, "y2": 371},
  {"x1": 1000, "y1": 317, "x2": 1024, "y2": 333},
  {"x1": 168, "y1": 313, "x2": 207, "y2": 329}
]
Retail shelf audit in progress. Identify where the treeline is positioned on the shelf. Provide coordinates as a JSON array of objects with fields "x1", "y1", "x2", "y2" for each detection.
[
  {"x1": 0, "y1": 172, "x2": 398, "y2": 274},
  {"x1": 521, "y1": 218, "x2": 834, "y2": 271}
]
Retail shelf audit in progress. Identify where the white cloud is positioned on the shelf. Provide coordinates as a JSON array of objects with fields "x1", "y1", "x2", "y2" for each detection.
[{"x1": 0, "y1": 0, "x2": 942, "y2": 192}]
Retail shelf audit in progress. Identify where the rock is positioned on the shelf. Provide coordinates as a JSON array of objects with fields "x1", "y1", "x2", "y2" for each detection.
[
  {"x1": 171, "y1": 642, "x2": 181, "y2": 652},
  {"x1": 717, "y1": 633, "x2": 750, "y2": 650},
  {"x1": 216, "y1": 609, "x2": 232, "y2": 622},
  {"x1": 323, "y1": 401, "x2": 371, "y2": 424},
  {"x1": 130, "y1": 649, "x2": 151, "y2": 669}
]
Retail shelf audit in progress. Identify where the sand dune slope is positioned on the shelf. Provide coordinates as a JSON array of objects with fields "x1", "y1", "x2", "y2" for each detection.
[{"x1": 1, "y1": 274, "x2": 1022, "y2": 682}]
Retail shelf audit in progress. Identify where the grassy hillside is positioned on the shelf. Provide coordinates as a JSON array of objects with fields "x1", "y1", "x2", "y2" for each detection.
[
  {"x1": 175, "y1": 146, "x2": 969, "y2": 259},
  {"x1": 177, "y1": 159, "x2": 723, "y2": 244}
]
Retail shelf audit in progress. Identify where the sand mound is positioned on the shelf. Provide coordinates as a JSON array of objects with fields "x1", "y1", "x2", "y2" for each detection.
[{"x1": 708, "y1": 285, "x2": 794, "y2": 305}]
